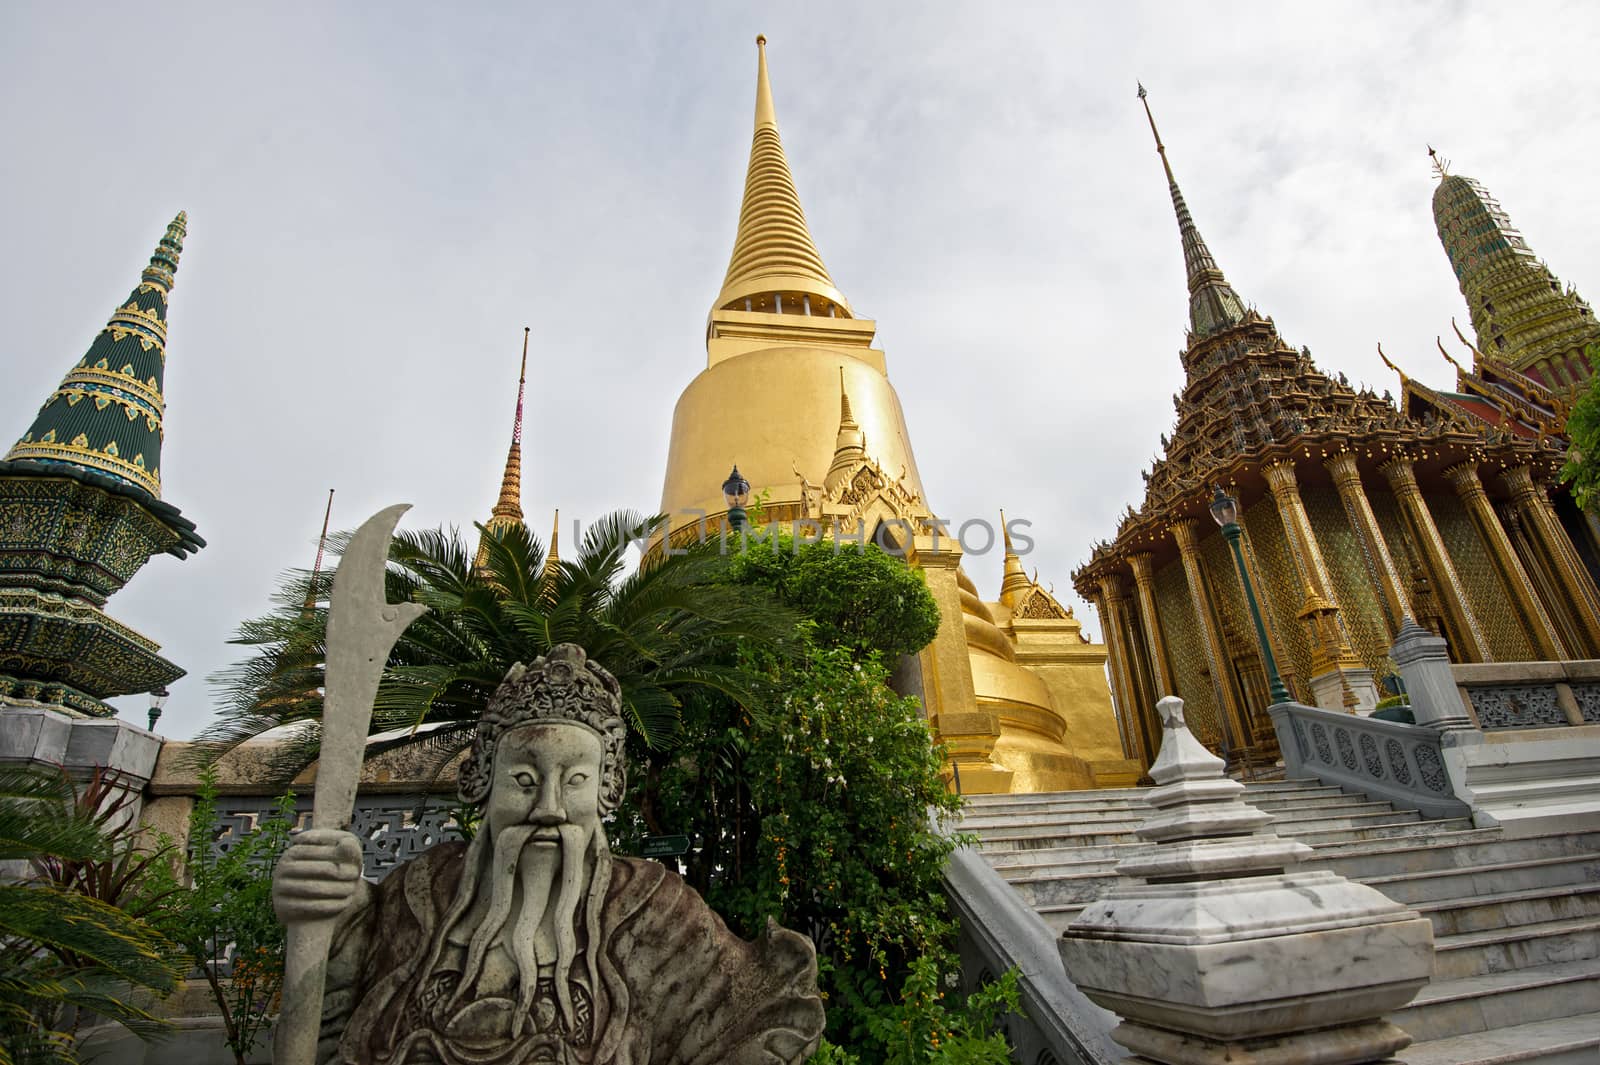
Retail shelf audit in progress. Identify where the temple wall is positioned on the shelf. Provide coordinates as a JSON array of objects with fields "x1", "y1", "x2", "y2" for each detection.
[
  {"x1": 1151, "y1": 557, "x2": 1222, "y2": 748},
  {"x1": 1430, "y1": 491, "x2": 1538, "y2": 661},
  {"x1": 1308, "y1": 490, "x2": 1392, "y2": 670},
  {"x1": 1242, "y1": 500, "x2": 1314, "y2": 698}
]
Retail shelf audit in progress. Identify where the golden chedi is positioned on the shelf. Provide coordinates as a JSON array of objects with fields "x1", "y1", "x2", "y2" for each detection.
[{"x1": 655, "y1": 38, "x2": 1137, "y2": 793}]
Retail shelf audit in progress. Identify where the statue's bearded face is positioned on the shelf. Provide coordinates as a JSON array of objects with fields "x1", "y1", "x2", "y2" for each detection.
[
  {"x1": 487, "y1": 723, "x2": 605, "y2": 844},
  {"x1": 437, "y1": 721, "x2": 612, "y2": 1039}
]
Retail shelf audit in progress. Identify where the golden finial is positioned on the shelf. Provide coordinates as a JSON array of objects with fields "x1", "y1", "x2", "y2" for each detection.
[
  {"x1": 1450, "y1": 317, "x2": 1492, "y2": 369},
  {"x1": 1136, "y1": 80, "x2": 1176, "y2": 185},
  {"x1": 1428, "y1": 144, "x2": 1451, "y2": 181},
  {"x1": 1376, "y1": 342, "x2": 1408, "y2": 382},
  {"x1": 1436, "y1": 335, "x2": 1468, "y2": 376},
  {"x1": 754, "y1": 33, "x2": 777, "y2": 130},
  {"x1": 1000, "y1": 509, "x2": 1016, "y2": 555}
]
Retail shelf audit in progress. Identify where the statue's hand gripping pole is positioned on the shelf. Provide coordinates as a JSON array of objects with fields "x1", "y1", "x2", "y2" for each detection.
[{"x1": 274, "y1": 504, "x2": 427, "y2": 1065}]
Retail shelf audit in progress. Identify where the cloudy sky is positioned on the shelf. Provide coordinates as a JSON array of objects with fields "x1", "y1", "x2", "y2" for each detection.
[{"x1": 3, "y1": 3, "x2": 1597, "y2": 739}]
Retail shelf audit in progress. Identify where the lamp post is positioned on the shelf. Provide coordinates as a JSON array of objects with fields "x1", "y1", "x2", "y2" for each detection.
[
  {"x1": 723, "y1": 465, "x2": 751, "y2": 533},
  {"x1": 1210, "y1": 487, "x2": 1291, "y2": 705},
  {"x1": 147, "y1": 686, "x2": 170, "y2": 732}
]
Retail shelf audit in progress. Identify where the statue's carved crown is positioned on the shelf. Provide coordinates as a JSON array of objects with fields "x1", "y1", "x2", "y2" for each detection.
[{"x1": 458, "y1": 643, "x2": 629, "y2": 812}]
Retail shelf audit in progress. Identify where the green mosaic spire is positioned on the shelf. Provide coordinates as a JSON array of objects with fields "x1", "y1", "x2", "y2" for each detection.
[
  {"x1": 1432, "y1": 162, "x2": 1600, "y2": 388},
  {"x1": 6, "y1": 212, "x2": 187, "y2": 498}
]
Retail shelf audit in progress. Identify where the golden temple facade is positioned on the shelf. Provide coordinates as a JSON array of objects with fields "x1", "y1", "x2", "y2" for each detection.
[
  {"x1": 656, "y1": 39, "x2": 1137, "y2": 793},
  {"x1": 1072, "y1": 91, "x2": 1600, "y2": 772}
]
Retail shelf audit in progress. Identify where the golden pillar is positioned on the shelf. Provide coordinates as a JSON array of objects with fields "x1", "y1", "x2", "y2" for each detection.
[
  {"x1": 1261, "y1": 461, "x2": 1365, "y2": 687},
  {"x1": 1127, "y1": 552, "x2": 1177, "y2": 698},
  {"x1": 1443, "y1": 461, "x2": 1566, "y2": 659},
  {"x1": 1089, "y1": 591, "x2": 1137, "y2": 762},
  {"x1": 908, "y1": 537, "x2": 1013, "y2": 793},
  {"x1": 1501, "y1": 464, "x2": 1600, "y2": 655},
  {"x1": 1380, "y1": 455, "x2": 1489, "y2": 662},
  {"x1": 1170, "y1": 519, "x2": 1257, "y2": 757},
  {"x1": 1100, "y1": 575, "x2": 1157, "y2": 767},
  {"x1": 1325, "y1": 451, "x2": 1411, "y2": 637}
]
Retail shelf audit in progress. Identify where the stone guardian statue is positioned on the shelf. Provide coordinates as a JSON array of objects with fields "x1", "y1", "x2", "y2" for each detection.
[{"x1": 273, "y1": 644, "x2": 825, "y2": 1064}]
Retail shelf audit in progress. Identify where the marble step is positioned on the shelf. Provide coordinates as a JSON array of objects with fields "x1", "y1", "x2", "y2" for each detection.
[
  {"x1": 1390, "y1": 957, "x2": 1600, "y2": 1043},
  {"x1": 1417, "y1": 882, "x2": 1600, "y2": 937},
  {"x1": 976, "y1": 816, "x2": 1466, "y2": 859},
  {"x1": 1309, "y1": 831, "x2": 1598, "y2": 881},
  {"x1": 956, "y1": 797, "x2": 1406, "y2": 833},
  {"x1": 957, "y1": 784, "x2": 1350, "y2": 818},
  {"x1": 1355, "y1": 853, "x2": 1600, "y2": 906},
  {"x1": 1432, "y1": 915, "x2": 1600, "y2": 981},
  {"x1": 1403, "y1": 1011, "x2": 1600, "y2": 1065}
]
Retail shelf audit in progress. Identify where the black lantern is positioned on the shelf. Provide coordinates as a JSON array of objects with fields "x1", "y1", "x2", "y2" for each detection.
[
  {"x1": 723, "y1": 465, "x2": 751, "y2": 531},
  {"x1": 1209, "y1": 486, "x2": 1239, "y2": 529},
  {"x1": 1209, "y1": 485, "x2": 1290, "y2": 705},
  {"x1": 147, "y1": 686, "x2": 170, "y2": 732}
]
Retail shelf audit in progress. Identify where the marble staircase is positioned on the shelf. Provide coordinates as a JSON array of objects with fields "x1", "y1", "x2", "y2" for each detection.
[{"x1": 958, "y1": 779, "x2": 1600, "y2": 1065}]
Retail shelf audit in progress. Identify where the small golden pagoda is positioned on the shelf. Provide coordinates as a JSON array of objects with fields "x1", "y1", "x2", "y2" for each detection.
[
  {"x1": 655, "y1": 38, "x2": 1136, "y2": 792},
  {"x1": 1071, "y1": 89, "x2": 1600, "y2": 772}
]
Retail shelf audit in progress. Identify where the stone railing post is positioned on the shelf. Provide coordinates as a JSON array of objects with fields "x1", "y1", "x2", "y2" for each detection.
[
  {"x1": 1060, "y1": 695, "x2": 1433, "y2": 1065},
  {"x1": 1390, "y1": 619, "x2": 1475, "y2": 733}
]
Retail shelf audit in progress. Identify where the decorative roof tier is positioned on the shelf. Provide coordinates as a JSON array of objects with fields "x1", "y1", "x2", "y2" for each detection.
[
  {"x1": 1138, "y1": 85, "x2": 1247, "y2": 343},
  {"x1": 1431, "y1": 152, "x2": 1600, "y2": 388},
  {"x1": 712, "y1": 36, "x2": 851, "y2": 320},
  {"x1": 7, "y1": 213, "x2": 188, "y2": 499}
]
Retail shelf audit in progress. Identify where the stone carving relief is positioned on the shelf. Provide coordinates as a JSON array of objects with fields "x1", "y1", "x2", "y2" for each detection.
[{"x1": 1466, "y1": 683, "x2": 1567, "y2": 729}]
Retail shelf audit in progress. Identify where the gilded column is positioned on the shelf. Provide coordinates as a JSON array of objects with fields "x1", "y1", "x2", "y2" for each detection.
[
  {"x1": 1501, "y1": 464, "x2": 1600, "y2": 655},
  {"x1": 1380, "y1": 455, "x2": 1489, "y2": 662},
  {"x1": 1170, "y1": 519, "x2": 1249, "y2": 758},
  {"x1": 1262, "y1": 460, "x2": 1365, "y2": 688},
  {"x1": 1091, "y1": 589, "x2": 1138, "y2": 763},
  {"x1": 1127, "y1": 552, "x2": 1177, "y2": 698},
  {"x1": 1443, "y1": 461, "x2": 1565, "y2": 659},
  {"x1": 1101, "y1": 575, "x2": 1157, "y2": 767},
  {"x1": 1325, "y1": 451, "x2": 1411, "y2": 637}
]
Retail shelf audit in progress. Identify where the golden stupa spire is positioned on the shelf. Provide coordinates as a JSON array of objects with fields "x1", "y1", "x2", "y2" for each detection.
[
  {"x1": 475, "y1": 328, "x2": 530, "y2": 573},
  {"x1": 543, "y1": 508, "x2": 560, "y2": 582},
  {"x1": 998, "y1": 509, "x2": 1032, "y2": 609},
  {"x1": 714, "y1": 35, "x2": 850, "y2": 319},
  {"x1": 825, "y1": 370, "x2": 868, "y2": 491}
]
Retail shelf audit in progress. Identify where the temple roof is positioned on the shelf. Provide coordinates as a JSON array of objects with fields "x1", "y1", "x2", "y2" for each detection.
[
  {"x1": 7, "y1": 213, "x2": 188, "y2": 501},
  {"x1": 1138, "y1": 84, "x2": 1247, "y2": 342},
  {"x1": 713, "y1": 37, "x2": 851, "y2": 319}
]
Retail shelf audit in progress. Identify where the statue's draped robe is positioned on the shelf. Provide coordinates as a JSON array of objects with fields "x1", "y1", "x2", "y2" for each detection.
[{"x1": 318, "y1": 843, "x2": 823, "y2": 1065}]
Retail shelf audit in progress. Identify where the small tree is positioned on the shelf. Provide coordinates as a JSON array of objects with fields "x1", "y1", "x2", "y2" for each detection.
[
  {"x1": 160, "y1": 772, "x2": 296, "y2": 1065},
  {"x1": 1560, "y1": 342, "x2": 1600, "y2": 510}
]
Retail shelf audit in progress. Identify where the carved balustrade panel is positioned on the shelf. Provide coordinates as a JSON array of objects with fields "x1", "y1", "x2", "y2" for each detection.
[{"x1": 1464, "y1": 683, "x2": 1567, "y2": 730}]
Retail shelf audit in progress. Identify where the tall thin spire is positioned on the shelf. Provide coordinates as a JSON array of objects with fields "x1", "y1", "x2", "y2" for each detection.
[
  {"x1": 713, "y1": 36, "x2": 850, "y2": 318},
  {"x1": 490, "y1": 328, "x2": 530, "y2": 525},
  {"x1": 1137, "y1": 84, "x2": 1247, "y2": 340},
  {"x1": 825, "y1": 371, "x2": 867, "y2": 491},
  {"x1": 7, "y1": 212, "x2": 189, "y2": 498},
  {"x1": 543, "y1": 508, "x2": 560, "y2": 584},
  {"x1": 475, "y1": 329, "x2": 530, "y2": 573},
  {"x1": 303, "y1": 487, "x2": 335, "y2": 616},
  {"x1": 999, "y1": 509, "x2": 1031, "y2": 608}
]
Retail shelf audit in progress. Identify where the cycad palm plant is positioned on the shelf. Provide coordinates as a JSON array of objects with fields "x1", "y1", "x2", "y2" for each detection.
[
  {"x1": 0, "y1": 766, "x2": 180, "y2": 1065},
  {"x1": 207, "y1": 511, "x2": 797, "y2": 773}
]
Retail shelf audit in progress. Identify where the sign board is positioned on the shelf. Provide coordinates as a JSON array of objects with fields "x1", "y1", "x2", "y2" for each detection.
[{"x1": 639, "y1": 834, "x2": 690, "y2": 858}]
